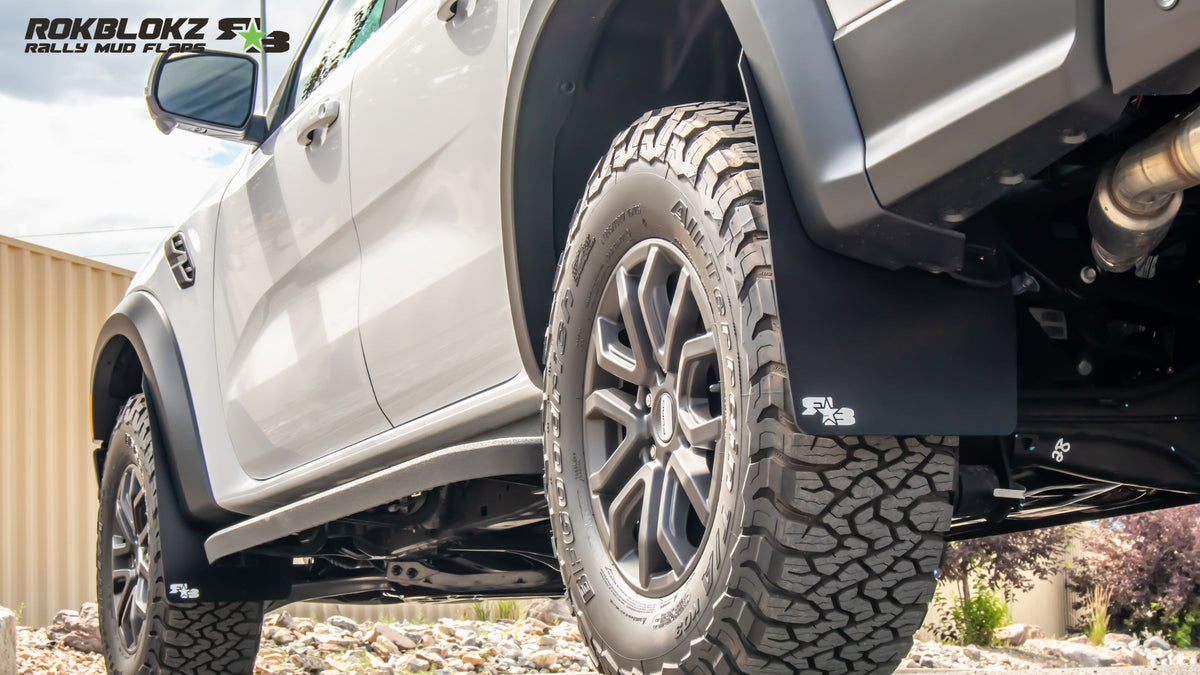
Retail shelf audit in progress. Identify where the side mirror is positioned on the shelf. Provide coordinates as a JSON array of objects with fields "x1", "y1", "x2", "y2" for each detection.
[{"x1": 147, "y1": 51, "x2": 266, "y2": 145}]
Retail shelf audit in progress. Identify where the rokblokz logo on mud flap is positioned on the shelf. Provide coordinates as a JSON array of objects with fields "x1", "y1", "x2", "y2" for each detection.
[{"x1": 24, "y1": 17, "x2": 290, "y2": 54}]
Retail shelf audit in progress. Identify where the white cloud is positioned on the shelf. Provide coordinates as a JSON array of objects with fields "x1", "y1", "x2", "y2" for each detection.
[{"x1": 0, "y1": 91, "x2": 244, "y2": 269}]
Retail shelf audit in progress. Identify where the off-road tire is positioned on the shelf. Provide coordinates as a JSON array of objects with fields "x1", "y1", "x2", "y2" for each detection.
[
  {"x1": 97, "y1": 394, "x2": 264, "y2": 674},
  {"x1": 542, "y1": 102, "x2": 956, "y2": 674}
]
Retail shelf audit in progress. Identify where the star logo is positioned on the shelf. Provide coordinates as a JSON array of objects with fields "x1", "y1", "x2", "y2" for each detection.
[
  {"x1": 817, "y1": 401, "x2": 839, "y2": 425},
  {"x1": 237, "y1": 21, "x2": 266, "y2": 52},
  {"x1": 800, "y1": 396, "x2": 856, "y2": 427}
]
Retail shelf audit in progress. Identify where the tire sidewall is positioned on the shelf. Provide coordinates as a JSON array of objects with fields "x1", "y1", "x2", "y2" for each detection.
[{"x1": 545, "y1": 163, "x2": 751, "y2": 665}]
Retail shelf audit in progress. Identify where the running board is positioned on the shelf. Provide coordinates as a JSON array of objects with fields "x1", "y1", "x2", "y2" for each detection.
[{"x1": 205, "y1": 436, "x2": 544, "y2": 563}]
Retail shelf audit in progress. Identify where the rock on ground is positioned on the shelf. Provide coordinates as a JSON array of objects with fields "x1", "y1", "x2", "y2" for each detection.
[
  {"x1": 12, "y1": 601, "x2": 1200, "y2": 674},
  {"x1": 1145, "y1": 635, "x2": 1172, "y2": 650},
  {"x1": 1103, "y1": 632, "x2": 1136, "y2": 648},
  {"x1": 46, "y1": 602, "x2": 101, "y2": 654},
  {"x1": 1, "y1": 606, "x2": 16, "y2": 675},
  {"x1": 996, "y1": 623, "x2": 1044, "y2": 647},
  {"x1": 1059, "y1": 643, "x2": 1116, "y2": 667},
  {"x1": 525, "y1": 598, "x2": 574, "y2": 626},
  {"x1": 900, "y1": 635, "x2": 1197, "y2": 670}
]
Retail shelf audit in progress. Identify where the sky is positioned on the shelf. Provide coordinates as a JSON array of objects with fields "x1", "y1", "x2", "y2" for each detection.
[{"x1": 0, "y1": 0, "x2": 323, "y2": 269}]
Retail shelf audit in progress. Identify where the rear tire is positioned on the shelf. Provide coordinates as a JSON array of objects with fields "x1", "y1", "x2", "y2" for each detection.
[
  {"x1": 542, "y1": 102, "x2": 956, "y2": 674},
  {"x1": 97, "y1": 394, "x2": 264, "y2": 674}
]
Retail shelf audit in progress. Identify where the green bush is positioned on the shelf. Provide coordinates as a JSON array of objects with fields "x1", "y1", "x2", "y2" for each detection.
[
  {"x1": 491, "y1": 600, "x2": 523, "y2": 621},
  {"x1": 1164, "y1": 605, "x2": 1200, "y2": 649},
  {"x1": 931, "y1": 581, "x2": 1009, "y2": 646},
  {"x1": 469, "y1": 603, "x2": 491, "y2": 621}
]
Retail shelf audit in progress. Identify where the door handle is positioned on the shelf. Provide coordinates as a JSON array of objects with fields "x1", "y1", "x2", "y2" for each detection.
[
  {"x1": 437, "y1": 0, "x2": 475, "y2": 21},
  {"x1": 297, "y1": 99, "x2": 340, "y2": 146}
]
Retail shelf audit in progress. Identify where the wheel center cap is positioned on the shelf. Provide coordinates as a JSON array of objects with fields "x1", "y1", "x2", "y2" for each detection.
[{"x1": 653, "y1": 392, "x2": 677, "y2": 445}]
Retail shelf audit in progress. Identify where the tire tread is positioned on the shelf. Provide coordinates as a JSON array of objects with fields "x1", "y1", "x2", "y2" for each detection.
[
  {"x1": 548, "y1": 102, "x2": 954, "y2": 675},
  {"x1": 99, "y1": 395, "x2": 263, "y2": 675}
]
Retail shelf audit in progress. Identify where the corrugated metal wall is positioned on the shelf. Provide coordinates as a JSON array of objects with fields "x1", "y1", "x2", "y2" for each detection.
[{"x1": 0, "y1": 236, "x2": 132, "y2": 627}]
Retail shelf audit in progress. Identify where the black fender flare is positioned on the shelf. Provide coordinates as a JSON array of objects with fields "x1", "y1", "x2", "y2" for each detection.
[
  {"x1": 91, "y1": 291, "x2": 229, "y2": 525},
  {"x1": 92, "y1": 292, "x2": 291, "y2": 602},
  {"x1": 719, "y1": 0, "x2": 965, "y2": 274}
]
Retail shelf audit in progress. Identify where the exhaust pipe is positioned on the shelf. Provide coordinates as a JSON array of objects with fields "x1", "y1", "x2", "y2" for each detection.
[{"x1": 1089, "y1": 108, "x2": 1200, "y2": 272}]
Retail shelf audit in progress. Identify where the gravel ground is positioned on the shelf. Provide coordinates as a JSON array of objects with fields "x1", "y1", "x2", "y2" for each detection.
[
  {"x1": 11, "y1": 603, "x2": 1199, "y2": 674},
  {"x1": 921, "y1": 670, "x2": 1200, "y2": 675}
]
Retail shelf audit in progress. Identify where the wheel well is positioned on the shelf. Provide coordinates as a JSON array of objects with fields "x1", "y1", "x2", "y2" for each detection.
[
  {"x1": 508, "y1": 0, "x2": 744, "y2": 372},
  {"x1": 92, "y1": 335, "x2": 144, "y2": 453}
]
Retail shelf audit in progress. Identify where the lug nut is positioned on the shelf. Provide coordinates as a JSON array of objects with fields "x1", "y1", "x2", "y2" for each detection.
[{"x1": 1080, "y1": 266, "x2": 1097, "y2": 284}]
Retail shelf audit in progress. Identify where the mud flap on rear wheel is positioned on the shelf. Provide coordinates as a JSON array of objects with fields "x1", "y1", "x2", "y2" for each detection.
[{"x1": 740, "y1": 55, "x2": 1017, "y2": 436}]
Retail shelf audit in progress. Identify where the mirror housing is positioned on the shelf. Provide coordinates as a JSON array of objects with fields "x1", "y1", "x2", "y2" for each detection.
[{"x1": 147, "y1": 51, "x2": 267, "y2": 145}]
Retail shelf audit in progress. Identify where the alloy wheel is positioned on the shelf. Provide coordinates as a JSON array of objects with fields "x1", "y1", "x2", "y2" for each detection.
[
  {"x1": 583, "y1": 239, "x2": 725, "y2": 597},
  {"x1": 110, "y1": 462, "x2": 151, "y2": 653}
]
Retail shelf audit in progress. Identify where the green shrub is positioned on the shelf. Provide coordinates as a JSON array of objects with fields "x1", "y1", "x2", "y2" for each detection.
[
  {"x1": 1165, "y1": 605, "x2": 1200, "y2": 649},
  {"x1": 469, "y1": 603, "x2": 491, "y2": 621},
  {"x1": 491, "y1": 600, "x2": 523, "y2": 621},
  {"x1": 931, "y1": 581, "x2": 1009, "y2": 646}
]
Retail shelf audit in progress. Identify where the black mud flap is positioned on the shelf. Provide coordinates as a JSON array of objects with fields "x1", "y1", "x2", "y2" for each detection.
[
  {"x1": 741, "y1": 56, "x2": 1017, "y2": 436},
  {"x1": 142, "y1": 379, "x2": 292, "y2": 604}
]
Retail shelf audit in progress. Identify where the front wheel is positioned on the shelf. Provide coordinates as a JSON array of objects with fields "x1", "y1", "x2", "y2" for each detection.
[
  {"x1": 96, "y1": 394, "x2": 265, "y2": 674},
  {"x1": 542, "y1": 102, "x2": 956, "y2": 674}
]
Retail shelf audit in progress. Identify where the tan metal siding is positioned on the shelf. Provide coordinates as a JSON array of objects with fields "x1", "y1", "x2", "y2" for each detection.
[{"x1": 0, "y1": 236, "x2": 132, "y2": 627}]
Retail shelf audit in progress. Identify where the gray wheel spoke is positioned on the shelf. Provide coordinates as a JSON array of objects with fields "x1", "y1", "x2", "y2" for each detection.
[
  {"x1": 133, "y1": 577, "x2": 149, "y2": 615},
  {"x1": 137, "y1": 548, "x2": 151, "y2": 581},
  {"x1": 585, "y1": 387, "x2": 640, "y2": 428},
  {"x1": 668, "y1": 447, "x2": 712, "y2": 522},
  {"x1": 112, "y1": 566, "x2": 135, "y2": 588},
  {"x1": 677, "y1": 331, "x2": 721, "y2": 447},
  {"x1": 637, "y1": 246, "x2": 674, "y2": 372},
  {"x1": 115, "y1": 489, "x2": 137, "y2": 543},
  {"x1": 585, "y1": 388, "x2": 648, "y2": 494},
  {"x1": 607, "y1": 465, "x2": 650, "y2": 562},
  {"x1": 594, "y1": 317, "x2": 638, "y2": 382},
  {"x1": 635, "y1": 464, "x2": 666, "y2": 589},
  {"x1": 111, "y1": 534, "x2": 131, "y2": 557},
  {"x1": 589, "y1": 430, "x2": 646, "y2": 496},
  {"x1": 679, "y1": 408, "x2": 721, "y2": 448},
  {"x1": 678, "y1": 331, "x2": 717, "y2": 375},
  {"x1": 657, "y1": 479, "x2": 698, "y2": 575},
  {"x1": 614, "y1": 265, "x2": 656, "y2": 386},
  {"x1": 112, "y1": 567, "x2": 135, "y2": 630},
  {"x1": 662, "y1": 268, "x2": 701, "y2": 372}
]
